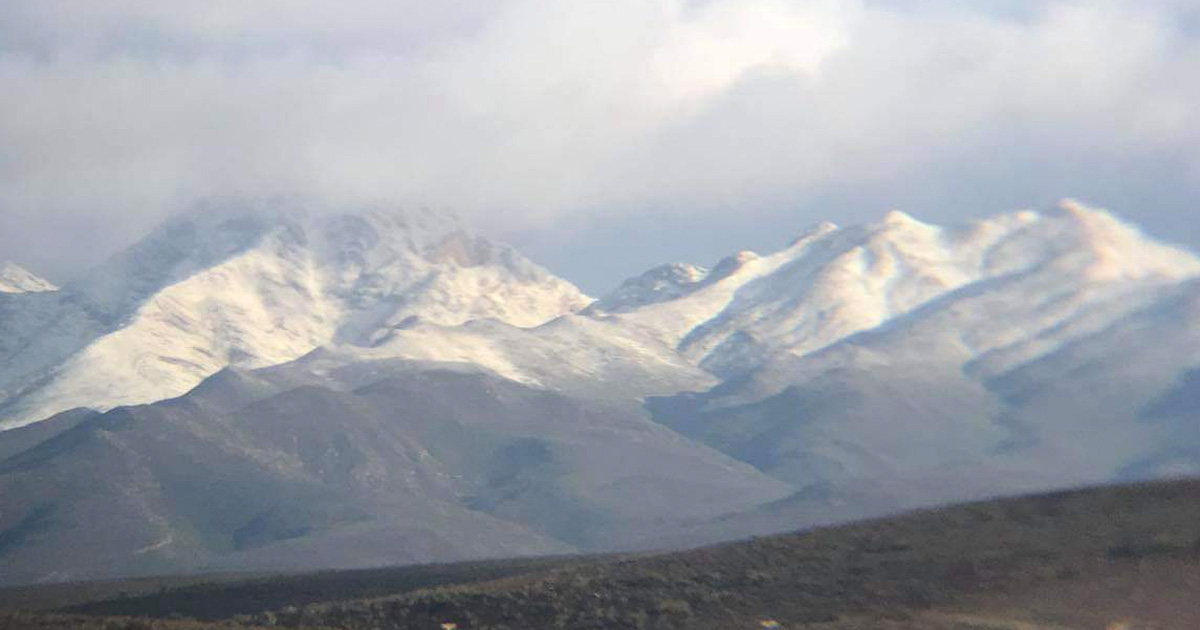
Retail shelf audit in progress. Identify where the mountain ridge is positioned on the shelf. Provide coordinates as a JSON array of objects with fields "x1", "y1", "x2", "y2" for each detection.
[
  {"x1": 0, "y1": 262, "x2": 57, "y2": 294},
  {"x1": 4, "y1": 199, "x2": 1200, "y2": 587},
  {"x1": 0, "y1": 205, "x2": 590, "y2": 430}
]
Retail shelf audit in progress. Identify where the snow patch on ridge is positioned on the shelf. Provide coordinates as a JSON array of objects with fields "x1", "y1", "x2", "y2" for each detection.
[{"x1": 0, "y1": 262, "x2": 57, "y2": 294}]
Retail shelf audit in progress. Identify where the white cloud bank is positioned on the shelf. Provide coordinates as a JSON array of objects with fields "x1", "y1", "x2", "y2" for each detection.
[{"x1": 1, "y1": 0, "x2": 1199, "y2": 285}]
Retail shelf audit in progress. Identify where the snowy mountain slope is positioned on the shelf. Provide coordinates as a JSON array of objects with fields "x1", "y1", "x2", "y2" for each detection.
[
  {"x1": 0, "y1": 290, "x2": 109, "y2": 411},
  {"x1": 337, "y1": 314, "x2": 719, "y2": 400},
  {"x1": 0, "y1": 262, "x2": 57, "y2": 294},
  {"x1": 596, "y1": 201, "x2": 1200, "y2": 379},
  {"x1": 171, "y1": 198, "x2": 1200, "y2": 521},
  {"x1": 650, "y1": 280, "x2": 1200, "y2": 514},
  {"x1": 0, "y1": 206, "x2": 589, "y2": 430},
  {"x1": 7, "y1": 198, "x2": 1191, "y2": 433},
  {"x1": 642, "y1": 202, "x2": 1200, "y2": 519},
  {"x1": 0, "y1": 209, "x2": 332, "y2": 412},
  {"x1": 4, "y1": 198, "x2": 1200, "y2": 585},
  {"x1": 701, "y1": 203, "x2": 1200, "y2": 406}
]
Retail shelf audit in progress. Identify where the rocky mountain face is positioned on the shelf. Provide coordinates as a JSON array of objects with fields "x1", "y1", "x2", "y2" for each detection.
[{"x1": 2, "y1": 200, "x2": 1199, "y2": 585}]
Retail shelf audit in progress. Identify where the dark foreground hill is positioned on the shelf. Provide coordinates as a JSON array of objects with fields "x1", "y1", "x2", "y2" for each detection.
[{"x1": 4, "y1": 479, "x2": 1199, "y2": 630}]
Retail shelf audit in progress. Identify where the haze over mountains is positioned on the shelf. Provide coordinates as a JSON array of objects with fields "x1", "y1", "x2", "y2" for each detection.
[{"x1": 2, "y1": 200, "x2": 1199, "y2": 585}]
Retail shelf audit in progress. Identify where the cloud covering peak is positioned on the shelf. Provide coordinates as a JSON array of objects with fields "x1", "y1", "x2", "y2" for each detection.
[{"x1": 2, "y1": 0, "x2": 1199, "y2": 290}]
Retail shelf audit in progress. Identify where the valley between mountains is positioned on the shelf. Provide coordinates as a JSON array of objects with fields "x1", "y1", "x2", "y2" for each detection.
[{"x1": 2, "y1": 200, "x2": 1199, "y2": 586}]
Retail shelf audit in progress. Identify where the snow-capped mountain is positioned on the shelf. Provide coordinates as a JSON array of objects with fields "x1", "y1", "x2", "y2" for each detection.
[
  {"x1": 589, "y1": 262, "x2": 711, "y2": 312},
  {"x1": 5, "y1": 199, "x2": 1196, "y2": 434},
  {"x1": 632, "y1": 201, "x2": 1200, "y2": 522},
  {"x1": 0, "y1": 262, "x2": 57, "y2": 294},
  {"x1": 593, "y1": 201, "x2": 1200, "y2": 379},
  {"x1": 4, "y1": 198, "x2": 1200, "y2": 585},
  {"x1": 0, "y1": 205, "x2": 589, "y2": 429}
]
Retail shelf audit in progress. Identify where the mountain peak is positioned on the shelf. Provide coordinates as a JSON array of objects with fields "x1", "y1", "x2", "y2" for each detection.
[
  {"x1": 601, "y1": 203, "x2": 1200, "y2": 381},
  {"x1": 709, "y1": 250, "x2": 760, "y2": 280},
  {"x1": 591, "y1": 262, "x2": 710, "y2": 313},
  {"x1": 0, "y1": 205, "x2": 589, "y2": 429},
  {"x1": 1043, "y1": 199, "x2": 1200, "y2": 281},
  {"x1": 871, "y1": 210, "x2": 942, "y2": 242},
  {"x1": 1048, "y1": 199, "x2": 1143, "y2": 236},
  {"x1": 882, "y1": 209, "x2": 923, "y2": 227},
  {"x1": 1055, "y1": 197, "x2": 1105, "y2": 219},
  {"x1": 0, "y1": 261, "x2": 57, "y2": 294},
  {"x1": 789, "y1": 221, "x2": 839, "y2": 248}
]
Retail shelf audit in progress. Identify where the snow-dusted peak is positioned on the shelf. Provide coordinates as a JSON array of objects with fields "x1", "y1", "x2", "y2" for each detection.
[
  {"x1": 708, "y1": 250, "x2": 761, "y2": 282},
  {"x1": 858, "y1": 208, "x2": 942, "y2": 244},
  {"x1": 7, "y1": 199, "x2": 1197, "y2": 431},
  {"x1": 0, "y1": 262, "x2": 57, "y2": 294},
  {"x1": 1045, "y1": 199, "x2": 1200, "y2": 281},
  {"x1": 310, "y1": 210, "x2": 590, "y2": 340},
  {"x1": 1055, "y1": 197, "x2": 1104, "y2": 221},
  {"x1": 789, "y1": 221, "x2": 839, "y2": 247},
  {"x1": 881, "y1": 209, "x2": 925, "y2": 228},
  {"x1": 592, "y1": 262, "x2": 710, "y2": 313},
  {"x1": 69, "y1": 205, "x2": 287, "y2": 318},
  {"x1": 605, "y1": 202, "x2": 1200, "y2": 378},
  {"x1": 0, "y1": 204, "x2": 589, "y2": 429}
]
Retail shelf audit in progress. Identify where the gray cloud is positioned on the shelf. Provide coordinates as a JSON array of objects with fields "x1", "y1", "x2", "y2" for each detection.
[{"x1": 1, "y1": 0, "x2": 1198, "y2": 292}]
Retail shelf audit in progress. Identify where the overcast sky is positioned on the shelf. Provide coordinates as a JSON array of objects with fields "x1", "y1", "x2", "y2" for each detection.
[{"x1": 2, "y1": 0, "x2": 1200, "y2": 293}]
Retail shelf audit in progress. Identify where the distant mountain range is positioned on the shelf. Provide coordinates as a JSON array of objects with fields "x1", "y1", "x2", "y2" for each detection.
[{"x1": 2, "y1": 200, "x2": 1198, "y2": 585}]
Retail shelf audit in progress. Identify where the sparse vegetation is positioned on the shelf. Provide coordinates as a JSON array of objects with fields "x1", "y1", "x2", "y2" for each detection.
[
  {"x1": 4, "y1": 480, "x2": 1198, "y2": 630},
  {"x1": 59, "y1": 556, "x2": 578, "y2": 621}
]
